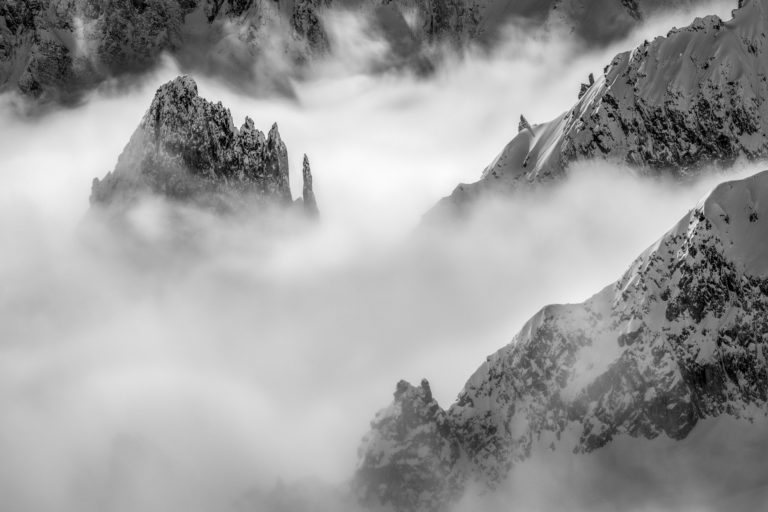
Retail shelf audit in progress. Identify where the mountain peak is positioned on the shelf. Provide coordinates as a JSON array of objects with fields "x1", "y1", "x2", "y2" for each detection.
[
  {"x1": 361, "y1": 168, "x2": 768, "y2": 510},
  {"x1": 90, "y1": 76, "x2": 316, "y2": 214},
  {"x1": 698, "y1": 170, "x2": 768, "y2": 276},
  {"x1": 158, "y1": 75, "x2": 198, "y2": 97}
]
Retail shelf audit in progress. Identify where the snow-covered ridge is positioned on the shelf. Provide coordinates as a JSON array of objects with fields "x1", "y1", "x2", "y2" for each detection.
[
  {"x1": 434, "y1": 0, "x2": 768, "y2": 215},
  {"x1": 357, "y1": 168, "x2": 768, "y2": 511},
  {"x1": 91, "y1": 75, "x2": 318, "y2": 215}
]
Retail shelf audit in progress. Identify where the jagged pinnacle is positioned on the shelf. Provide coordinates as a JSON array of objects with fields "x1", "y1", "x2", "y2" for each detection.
[
  {"x1": 302, "y1": 154, "x2": 319, "y2": 218},
  {"x1": 518, "y1": 115, "x2": 534, "y2": 136},
  {"x1": 91, "y1": 75, "x2": 303, "y2": 211}
]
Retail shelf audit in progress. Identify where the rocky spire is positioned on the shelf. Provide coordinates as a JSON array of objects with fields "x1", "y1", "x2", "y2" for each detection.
[
  {"x1": 578, "y1": 72, "x2": 595, "y2": 99},
  {"x1": 301, "y1": 154, "x2": 319, "y2": 217},
  {"x1": 265, "y1": 123, "x2": 292, "y2": 203},
  {"x1": 90, "y1": 75, "x2": 317, "y2": 215},
  {"x1": 354, "y1": 379, "x2": 464, "y2": 512},
  {"x1": 518, "y1": 114, "x2": 534, "y2": 135}
]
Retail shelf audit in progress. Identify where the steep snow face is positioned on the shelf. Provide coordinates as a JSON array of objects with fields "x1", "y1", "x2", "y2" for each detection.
[
  {"x1": 436, "y1": 0, "x2": 768, "y2": 214},
  {"x1": 358, "y1": 169, "x2": 768, "y2": 511},
  {"x1": 91, "y1": 75, "x2": 316, "y2": 212}
]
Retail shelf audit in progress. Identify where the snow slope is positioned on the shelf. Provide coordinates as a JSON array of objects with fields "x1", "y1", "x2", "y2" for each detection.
[
  {"x1": 357, "y1": 168, "x2": 768, "y2": 511},
  {"x1": 91, "y1": 75, "x2": 317, "y2": 214}
]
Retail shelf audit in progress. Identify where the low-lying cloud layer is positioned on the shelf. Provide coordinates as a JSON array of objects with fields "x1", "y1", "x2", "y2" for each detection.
[{"x1": 0, "y1": 1, "x2": 760, "y2": 510}]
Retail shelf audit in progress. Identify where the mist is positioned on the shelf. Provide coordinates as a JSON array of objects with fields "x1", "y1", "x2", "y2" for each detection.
[
  {"x1": 455, "y1": 415, "x2": 768, "y2": 512},
  {"x1": 0, "y1": 1, "x2": 758, "y2": 510}
]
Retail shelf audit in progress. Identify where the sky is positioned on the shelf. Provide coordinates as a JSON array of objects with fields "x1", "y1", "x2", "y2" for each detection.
[{"x1": 0, "y1": 1, "x2": 757, "y2": 510}]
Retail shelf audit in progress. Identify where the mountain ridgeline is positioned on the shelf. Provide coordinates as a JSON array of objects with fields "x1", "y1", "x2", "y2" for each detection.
[
  {"x1": 357, "y1": 168, "x2": 768, "y2": 511},
  {"x1": 434, "y1": 0, "x2": 768, "y2": 216},
  {"x1": 1, "y1": 0, "x2": 708, "y2": 107},
  {"x1": 91, "y1": 75, "x2": 318, "y2": 216}
]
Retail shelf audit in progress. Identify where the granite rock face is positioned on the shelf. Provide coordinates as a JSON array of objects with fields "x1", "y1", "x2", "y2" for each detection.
[
  {"x1": 0, "y1": 0, "x2": 710, "y2": 108},
  {"x1": 358, "y1": 170, "x2": 768, "y2": 510},
  {"x1": 434, "y1": 0, "x2": 768, "y2": 215},
  {"x1": 91, "y1": 75, "x2": 316, "y2": 212}
]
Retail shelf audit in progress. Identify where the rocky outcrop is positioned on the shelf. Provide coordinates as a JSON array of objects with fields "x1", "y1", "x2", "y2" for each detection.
[
  {"x1": 301, "y1": 154, "x2": 319, "y2": 217},
  {"x1": 433, "y1": 0, "x2": 768, "y2": 216},
  {"x1": 292, "y1": 0, "x2": 331, "y2": 56},
  {"x1": 355, "y1": 380, "x2": 465, "y2": 512},
  {"x1": 0, "y1": 0, "x2": 714, "y2": 108},
  {"x1": 358, "y1": 169, "x2": 768, "y2": 510},
  {"x1": 91, "y1": 75, "x2": 317, "y2": 212},
  {"x1": 0, "y1": 0, "x2": 190, "y2": 105}
]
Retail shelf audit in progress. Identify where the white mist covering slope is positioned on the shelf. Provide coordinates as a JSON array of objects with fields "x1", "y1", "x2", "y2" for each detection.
[{"x1": 454, "y1": 414, "x2": 768, "y2": 512}]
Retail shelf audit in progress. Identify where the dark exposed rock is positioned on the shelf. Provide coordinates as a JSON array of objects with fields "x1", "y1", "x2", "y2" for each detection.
[
  {"x1": 291, "y1": 0, "x2": 331, "y2": 57},
  {"x1": 518, "y1": 114, "x2": 533, "y2": 134},
  {"x1": 1, "y1": 0, "x2": 189, "y2": 106},
  {"x1": 0, "y1": 0, "x2": 711, "y2": 109},
  {"x1": 354, "y1": 379, "x2": 465, "y2": 512},
  {"x1": 432, "y1": 0, "x2": 768, "y2": 217},
  {"x1": 578, "y1": 72, "x2": 594, "y2": 99},
  {"x1": 91, "y1": 75, "x2": 316, "y2": 213},
  {"x1": 358, "y1": 169, "x2": 768, "y2": 510},
  {"x1": 301, "y1": 154, "x2": 319, "y2": 218}
]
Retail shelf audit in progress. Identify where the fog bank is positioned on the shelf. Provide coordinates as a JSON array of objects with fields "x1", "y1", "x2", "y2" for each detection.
[{"x1": 0, "y1": 1, "x2": 759, "y2": 510}]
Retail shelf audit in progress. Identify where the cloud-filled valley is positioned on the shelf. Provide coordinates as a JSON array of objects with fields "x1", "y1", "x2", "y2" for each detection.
[{"x1": 1, "y1": 1, "x2": 765, "y2": 510}]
